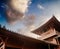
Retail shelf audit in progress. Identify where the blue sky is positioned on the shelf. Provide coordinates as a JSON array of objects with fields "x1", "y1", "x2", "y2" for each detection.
[{"x1": 0, "y1": 0, "x2": 60, "y2": 32}]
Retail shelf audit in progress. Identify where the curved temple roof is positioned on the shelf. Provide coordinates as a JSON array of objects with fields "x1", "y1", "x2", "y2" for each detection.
[
  {"x1": 32, "y1": 16, "x2": 60, "y2": 35},
  {"x1": 0, "y1": 25, "x2": 58, "y2": 48}
]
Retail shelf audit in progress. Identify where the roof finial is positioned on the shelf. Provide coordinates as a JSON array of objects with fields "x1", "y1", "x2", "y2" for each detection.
[{"x1": 53, "y1": 14, "x2": 55, "y2": 17}]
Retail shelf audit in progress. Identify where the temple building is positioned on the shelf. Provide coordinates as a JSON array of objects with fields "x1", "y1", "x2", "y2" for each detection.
[
  {"x1": 0, "y1": 16, "x2": 60, "y2": 49},
  {"x1": 32, "y1": 16, "x2": 60, "y2": 49}
]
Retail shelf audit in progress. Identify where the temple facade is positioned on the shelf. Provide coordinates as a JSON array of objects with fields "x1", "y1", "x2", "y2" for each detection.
[
  {"x1": 0, "y1": 16, "x2": 60, "y2": 49},
  {"x1": 32, "y1": 16, "x2": 60, "y2": 49}
]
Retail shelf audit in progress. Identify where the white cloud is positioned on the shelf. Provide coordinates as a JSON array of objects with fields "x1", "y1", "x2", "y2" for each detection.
[
  {"x1": 17, "y1": 29, "x2": 41, "y2": 39},
  {"x1": 10, "y1": 0, "x2": 31, "y2": 13},
  {"x1": 1, "y1": 5, "x2": 5, "y2": 8},
  {"x1": 6, "y1": 0, "x2": 31, "y2": 24},
  {"x1": 1, "y1": 3, "x2": 9, "y2": 9},
  {"x1": 37, "y1": 4, "x2": 45, "y2": 10}
]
